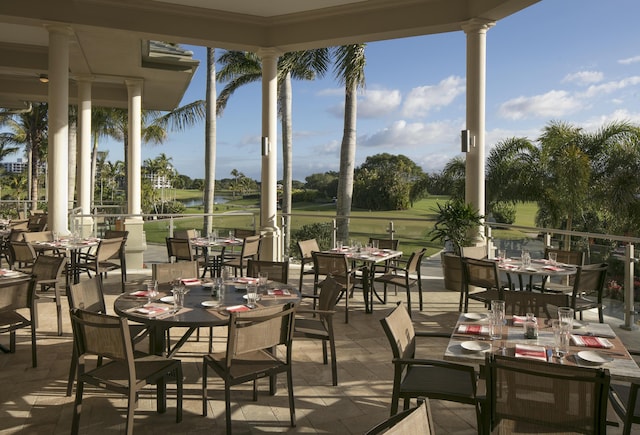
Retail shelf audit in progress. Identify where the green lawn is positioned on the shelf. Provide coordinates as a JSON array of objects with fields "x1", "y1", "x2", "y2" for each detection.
[{"x1": 144, "y1": 190, "x2": 539, "y2": 259}]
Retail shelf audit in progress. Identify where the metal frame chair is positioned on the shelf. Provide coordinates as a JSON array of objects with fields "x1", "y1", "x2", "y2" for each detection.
[
  {"x1": 221, "y1": 234, "x2": 261, "y2": 277},
  {"x1": 373, "y1": 248, "x2": 426, "y2": 316},
  {"x1": 365, "y1": 400, "x2": 434, "y2": 435},
  {"x1": 77, "y1": 237, "x2": 126, "y2": 293},
  {"x1": 297, "y1": 238, "x2": 319, "y2": 291},
  {"x1": 31, "y1": 254, "x2": 66, "y2": 336},
  {"x1": 202, "y1": 303, "x2": 296, "y2": 435},
  {"x1": 69, "y1": 309, "x2": 183, "y2": 435},
  {"x1": 312, "y1": 251, "x2": 356, "y2": 323},
  {"x1": 485, "y1": 353, "x2": 610, "y2": 434},
  {"x1": 460, "y1": 256, "x2": 504, "y2": 313},
  {"x1": 571, "y1": 263, "x2": 609, "y2": 323},
  {"x1": 0, "y1": 276, "x2": 37, "y2": 367},
  {"x1": 246, "y1": 259, "x2": 289, "y2": 284},
  {"x1": 380, "y1": 302, "x2": 483, "y2": 430}
]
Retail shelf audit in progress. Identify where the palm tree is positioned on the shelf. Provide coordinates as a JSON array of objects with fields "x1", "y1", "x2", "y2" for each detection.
[
  {"x1": 0, "y1": 103, "x2": 48, "y2": 211},
  {"x1": 217, "y1": 49, "x2": 329, "y2": 253},
  {"x1": 486, "y1": 137, "x2": 540, "y2": 206},
  {"x1": 334, "y1": 44, "x2": 366, "y2": 242}
]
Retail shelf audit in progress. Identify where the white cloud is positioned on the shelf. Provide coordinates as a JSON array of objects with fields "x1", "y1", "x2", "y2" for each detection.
[
  {"x1": 401, "y1": 76, "x2": 465, "y2": 118},
  {"x1": 562, "y1": 70, "x2": 603, "y2": 85},
  {"x1": 619, "y1": 55, "x2": 640, "y2": 65},
  {"x1": 580, "y1": 76, "x2": 640, "y2": 98},
  {"x1": 359, "y1": 119, "x2": 460, "y2": 149},
  {"x1": 498, "y1": 90, "x2": 582, "y2": 120},
  {"x1": 358, "y1": 88, "x2": 402, "y2": 118},
  {"x1": 579, "y1": 109, "x2": 640, "y2": 130}
]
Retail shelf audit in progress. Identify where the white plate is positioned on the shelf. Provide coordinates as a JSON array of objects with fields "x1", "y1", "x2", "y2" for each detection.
[
  {"x1": 202, "y1": 282, "x2": 214, "y2": 287},
  {"x1": 578, "y1": 351, "x2": 613, "y2": 365},
  {"x1": 160, "y1": 296, "x2": 174, "y2": 304},
  {"x1": 234, "y1": 284, "x2": 247, "y2": 290},
  {"x1": 201, "y1": 300, "x2": 220, "y2": 307},
  {"x1": 463, "y1": 313, "x2": 488, "y2": 321},
  {"x1": 460, "y1": 341, "x2": 491, "y2": 352},
  {"x1": 573, "y1": 320, "x2": 587, "y2": 329}
]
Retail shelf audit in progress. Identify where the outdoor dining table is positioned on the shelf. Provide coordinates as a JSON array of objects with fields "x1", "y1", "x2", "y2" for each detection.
[
  {"x1": 444, "y1": 312, "x2": 640, "y2": 382},
  {"x1": 498, "y1": 258, "x2": 578, "y2": 292},
  {"x1": 326, "y1": 247, "x2": 403, "y2": 313},
  {"x1": 189, "y1": 236, "x2": 243, "y2": 277},
  {"x1": 31, "y1": 237, "x2": 100, "y2": 285},
  {"x1": 113, "y1": 277, "x2": 300, "y2": 411}
]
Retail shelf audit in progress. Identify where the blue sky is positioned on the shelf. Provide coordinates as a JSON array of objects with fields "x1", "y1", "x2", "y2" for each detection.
[{"x1": 103, "y1": 0, "x2": 640, "y2": 182}]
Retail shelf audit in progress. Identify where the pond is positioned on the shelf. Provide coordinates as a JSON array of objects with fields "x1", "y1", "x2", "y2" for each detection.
[{"x1": 180, "y1": 196, "x2": 228, "y2": 207}]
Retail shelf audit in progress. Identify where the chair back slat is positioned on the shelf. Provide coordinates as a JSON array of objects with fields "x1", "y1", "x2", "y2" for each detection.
[
  {"x1": 379, "y1": 303, "x2": 416, "y2": 360},
  {"x1": 502, "y1": 290, "x2": 569, "y2": 318},
  {"x1": 241, "y1": 235, "x2": 261, "y2": 258},
  {"x1": 22, "y1": 231, "x2": 53, "y2": 243},
  {"x1": 317, "y1": 276, "x2": 343, "y2": 312},
  {"x1": 462, "y1": 257, "x2": 500, "y2": 289},
  {"x1": 32, "y1": 255, "x2": 66, "y2": 282},
  {"x1": 70, "y1": 309, "x2": 131, "y2": 362},
  {"x1": 166, "y1": 237, "x2": 194, "y2": 262},
  {"x1": 96, "y1": 237, "x2": 123, "y2": 263},
  {"x1": 574, "y1": 263, "x2": 608, "y2": 295},
  {"x1": 297, "y1": 239, "x2": 319, "y2": 260},
  {"x1": 369, "y1": 238, "x2": 399, "y2": 251},
  {"x1": 68, "y1": 276, "x2": 107, "y2": 313},
  {"x1": 313, "y1": 252, "x2": 350, "y2": 279},
  {"x1": 0, "y1": 277, "x2": 34, "y2": 311},
  {"x1": 545, "y1": 248, "x2": 585, "y2": 266},
  {"x1": 406, "y1": 248, "x2": 427, "y2": 274}
]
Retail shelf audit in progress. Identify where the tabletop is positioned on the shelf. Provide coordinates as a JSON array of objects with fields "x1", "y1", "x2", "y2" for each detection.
[
  {"x1": 497, "y1": 258, "x2": 577, "y2": 277},
  {"x1": 444, "y1": 312, "x2": 640, "y2": 382},
  {"x1": 327, "y1": 247, "x2": 403, "y2": 264},
  {"x1": 189, "y1": 237, "x2": 243, "y2": 249}
]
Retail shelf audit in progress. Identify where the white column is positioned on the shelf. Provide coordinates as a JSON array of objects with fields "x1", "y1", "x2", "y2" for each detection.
[
  {"x1": 77, "y1": 76, "x2": 93, "y2": 236},
  {"x1": 123, "y1": 79, "x2": 145, "y2": 270},
  {"x1": 462, "y1": 19, "x2": 494, "y2": 240},
  {"x1": 47, "y1": 26, "x2": 72, "y2": 235},
  {"x1": 257, "y1": 48, "x2": 281, "y2": 261},
  {"x1": 126, "y1": 79, "x2": 143, "y2": 217}
]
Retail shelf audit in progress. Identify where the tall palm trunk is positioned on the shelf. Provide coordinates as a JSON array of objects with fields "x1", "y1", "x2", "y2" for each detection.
[
  {"x1": 280, "y1": 72, "x2": 293, "y2": 256},
  {"x1": 68, "y1": 118, "x2": 77, "y2": 209},
  {"x1": 336, "y1": 80, "x2": 357, "y2": 242},
  {"x1": 203, "y1": 47, "x2": 217, "y2": 235}
]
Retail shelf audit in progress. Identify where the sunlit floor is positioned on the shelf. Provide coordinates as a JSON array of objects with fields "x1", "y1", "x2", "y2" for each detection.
[{"x1": 0, "y1": 249, "x2": 638, "y2": 434}]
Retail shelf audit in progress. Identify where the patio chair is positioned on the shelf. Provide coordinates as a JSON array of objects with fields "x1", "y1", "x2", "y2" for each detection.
[
  {"x1": 247, "y1": 259, "x2": 289, "y2": 284},
  {"x1": 294, "y1": 276, "x2": 342, "y2": 386},
  {"x1": 22, "y1": 230, "x2": 53, "y2": 243},
  {"x1": 365, "y1": 400, "x2": 435, "y2": 435},
  {"x1": 152, "y1": 261, "x2": 199, "y2": 284},
  {"x1": 485, "y1": 353, "x2": 610, "y2": 434},
  {"x1": 534, "y1": 248, "x2": 585, "y2": 293},
  {"x1": 460, "y1": 256, "x2": 505, "y2": 313},
  {"x1": 367, "y1": 238, "x2": 400, "y2": 300},
  {"x1": 610, "y1": 371, "x2": 640, "y2": 435},
  {"x1": 0, "y1": 276, "x2": 37, "y2": 367},
  {"x1": 26, "y1": 214, "x2": 47, "y2": 232},
  {"x1": 380, "y1": 303, "x2": 483, "y2": 430},
  {"x1": 221, "y1": 234, "x2": 261, "y2": 277},
  {"x1": 312, "y1": 251, "x2": 357, "y2": 323},
  {"x1": 297, "y1": 238, "x2": 319, "y2": 291},
  {"x1": 104, "y1": 230, "x2": 128, "y2": 282},
  {"x1": 77, "y1": 236, "x2": 125, "y2": 293},
  {"x1": 571, "y1": 263, "x2": 608, "y2": 323},
  {"x1": 69, "y1": 309, "x2": 183, "y2": 435},
  {"x1": 65, "y1": 276, "x2": 150, "y2": 396},
  {"x1": 9, "y1": 240, "x2": 37, "y2": 272},
  {"x1": 502, "y1": 289, "x2": 569, "y2": 319},
  {"x1": 31, "y1": 254, "x2": 66, "y2": 336},
  {"x1": 373, "y1": 248, "x2": 426, "y2": 316},
  {"x1": 202, "y1": 303, "x2": 297, "y2": 435}
]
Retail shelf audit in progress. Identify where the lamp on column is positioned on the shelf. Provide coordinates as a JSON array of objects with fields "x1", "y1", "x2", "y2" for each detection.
[
  {"x1": 39, "y1": 74, "x2": 49, "y2": 83},
  {"x1": 461, "y1": 129, "x2": 475, "y2": 153}
]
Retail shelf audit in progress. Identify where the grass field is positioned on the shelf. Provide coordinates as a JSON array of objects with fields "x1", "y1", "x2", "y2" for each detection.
[{"x1": 144, "y1": 190, "x2": 538, "y2": 259}]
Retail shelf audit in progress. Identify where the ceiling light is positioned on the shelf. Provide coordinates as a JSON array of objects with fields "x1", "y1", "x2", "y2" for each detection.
[{"x1": 39, "y1": 74, "x2": 49, "y2": 83}]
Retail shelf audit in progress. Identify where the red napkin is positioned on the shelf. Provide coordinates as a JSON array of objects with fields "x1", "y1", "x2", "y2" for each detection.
[
  {"x1": 543, "y1": 265, "x2": 565, "y2": 272},
  {"x1": 135, "y1": 304, "x2": 170, "y2": 316},
  {"x1": 571, "y1": 335, "x2": 613, "y2": 348},
  {"x1": 226, "y1": 305, "x2": 250, "y2": 313},
  {"x1": 500, "y1": 264, "x2": 519, "y2": 270},
  {"x1": 268, "y1": 289, "x2": 291, "y2": 296},
  {"x1": 181, "y1": 278, "x2": 201, "y2": 286},
  {"x1": 512, "y1": 315, "x2": 528, "y2": 325},
  {"x1": 515, "y1": 344, "x2": 547, "y2": 361},
  {"x1": 457, "y1": 324, "x2": 489, "y2": 335},
  {"x1": 130, "y1": 290, "x2": 151, "y2": 297},
  {"x1": 236, "y1": 277, "x2": 258, "y2": 284}
]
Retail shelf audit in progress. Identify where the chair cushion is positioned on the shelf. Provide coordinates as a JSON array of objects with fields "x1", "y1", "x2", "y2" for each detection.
[{"x1": 400, "y1": 365, "x2": 476, "y2": 402}]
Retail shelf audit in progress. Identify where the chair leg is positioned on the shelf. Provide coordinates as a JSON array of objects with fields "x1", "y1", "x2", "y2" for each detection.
[
  {"x1": 405, "y1": 287, "x2": 412, "y2": 318},
  {"x1": 55, "y1": 285, "x2": 62, "y2": 336},
  {"x1": 71, "y1": 381, "x2": 84, "y2": 435},
  {"x1": 126, "y1": 389, "x2": 136, "y2": 435},
  {"x1": 66, "y1": 346, "x2": 78, "y2": 396},
  {"x1": 202, "y1": 359, "x2": 209, "y2": 416},
  {"x1": 287, "y1": 368, "x2": 296, "y2": 427},
  {"x1": 322, "y1": 340, "x2": 328, "y2": 364},
  {"x1": 329, "y1": 336, "x2": 338, "y2": 386},
  {"x1": 225, "y1": 383, "x2": 232, "y2": 435},
  {"x1": 418, "y1": 280, "x2": 424, "y2": 311},
  {"x1": 175, "y1": 365, "x2": 183, "y2": 423},
  {"x1": 30, "y1": 322, "x2": 37, "y2": 368}
]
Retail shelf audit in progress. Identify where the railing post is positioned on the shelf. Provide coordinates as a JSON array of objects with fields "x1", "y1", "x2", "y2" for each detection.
[
  {"x1": 621, "y1": 244, "x2": 637, "y2": 330},
  {"x1": 486, "y1": 225, "x2": 494, "y2": 259},
  {"x1": 332, "y1": 218, "x2": 337, "y2": 248},
  {"x1": 169, "y1": 216, "x2": 174, "y2": 238},
  {"x1": 387, "y1": 221, "x2": 395, "y2": 239}
]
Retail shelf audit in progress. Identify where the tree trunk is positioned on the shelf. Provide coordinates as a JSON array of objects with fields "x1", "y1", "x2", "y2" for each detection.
[
  {"x1": 336, "y1": 80, "x2": 357, "y2": 242},
  {"x1": 68, "y1": 119, "x2": 77, "y2": 209},
  {"x1": 281, "y1": 72, "x2": 293, "y2": 257},
  {"x1": 203, "y1": 47, "x2": 217, "y2": 235},
  {"x1": 90, "y1": 135, "x2": 98, "y2": 206}
]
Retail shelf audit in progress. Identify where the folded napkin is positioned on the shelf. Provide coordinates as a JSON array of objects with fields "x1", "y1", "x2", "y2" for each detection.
[
  {"x1": 236, "y1": 277, "x2": 258, "y2": 284},
  {"x1": 533, "y1": 259, "x2": 550, "y2": 264},
  {"x1": 500, "y1": 264, "x2": 519, "y2": 270},
  {"x1": 135, "y1": 304, "x2": 170, "y2": 316},
  {"x1": 373, "y1": 251, "x2": 387, "y2": 256},
  {"x1": 515, "y1": 344, "x2": 547, "y2": 361},
  {"x1": 512, "y1": 315, "x2": 530, "y2": 325},
  {"x1": 268, "y1": 289, "x2": 291, "y2": 296},
  {"x1": 181, "y1": 278, "x2": 201, "y2": 286},
  {"x1": 571, "y1": 335, "x2": 613, "y2": 348},
  {"x1": 573, "y1": 323, "x2": 616, "y2": 339},
  {"x1": 0, "y1": 269, "x2": 19, "y2": 277},
  {"x1": 130, "y1": 290, "x2": 152, "y2": 297},
  {"x1": 226, "y1": 305, "x2": 250, "y2": 313},
  {"x1": 543, "y1": 265, "x2": 565, "y2": 272},
  {"x1": 457, "y1": 324, "x2": 490, "y2": 335}
]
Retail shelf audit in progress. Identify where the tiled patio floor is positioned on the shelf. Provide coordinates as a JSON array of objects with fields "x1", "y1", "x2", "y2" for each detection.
[{"x1": 1, "y1": 247, "x2": 639, "y2": 434}]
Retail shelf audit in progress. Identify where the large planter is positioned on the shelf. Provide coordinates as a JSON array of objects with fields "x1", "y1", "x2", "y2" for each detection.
[{"x1": 441, "y1": 252, "x2": 462, "y2": 292}]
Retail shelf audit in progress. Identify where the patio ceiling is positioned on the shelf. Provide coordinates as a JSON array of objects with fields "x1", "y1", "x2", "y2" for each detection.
[{"x1": 0, "y1": 0, "x2": 539, "y2": 110}]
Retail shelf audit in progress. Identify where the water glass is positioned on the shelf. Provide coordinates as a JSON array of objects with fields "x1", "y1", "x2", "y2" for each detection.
[
  {"x1": 372, "y1": 239, "x2": 379, "y2": 251},
  {"x1": 490, "y1": 300, "x2": 505, "y2": 341},
  {"x1": 548, "y1": 252, "x2": 558, "y2": 265},
  {"x1": 521, "y1": 250, "x2": 531, "y2": 268},
  {"x1": 211, "y1": 277, "x2": 223, "y2": 298},
  {"x1": 172, "y1": 286, "x2": 186, "y2": 310},
  {"x1": 557, "y1": 306, "x2": 574, "y2": 330},
  {"x1": 246, "y1": 284, "x2": 258, "y2": 308},
  {"x1": 258, "y1": 272, "x2": 268, "y2": 292},
  {"x1": 335, "y1": 240, "x2": 343, "y2": 250},
  {"x1": 551, "y1": 319, "x2": 570, "y2": 357},
  {"x1": 497, "y1": 249, "x2": 506, "y2": 263},
  {"x1": 146, "y1": 280, "x2": 158, "y2": 304}
]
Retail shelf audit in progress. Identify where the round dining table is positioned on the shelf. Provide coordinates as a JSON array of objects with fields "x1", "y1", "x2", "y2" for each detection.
[
  {"x1": 498, "y1": 258, "x2": 578, "y2": 291},
  {"x1": 114, "y1": 278, "x2": 301, "y2": 357}
]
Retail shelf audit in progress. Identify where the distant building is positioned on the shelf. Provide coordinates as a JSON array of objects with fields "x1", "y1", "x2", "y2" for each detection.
[
  {"x1": 0, "y1": 158, "x2": 46, "y2": 174},
  {"x1": 145, "y1": 173, "x2": 172, "y2": 189}
]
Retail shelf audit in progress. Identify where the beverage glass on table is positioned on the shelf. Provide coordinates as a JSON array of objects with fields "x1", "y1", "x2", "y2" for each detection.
[
  {"x1": 172, "y1": 285, "x2": 186, "y2": 310},
  {"x1": 490, "y1": 300, "x2": 505, "y2": 344},
  {"x1": 557, "y1": 306, "x2": 574, "y2": 330},
  {"x1": 246, "y1": 284, "x2": 258, "y2": 308},
  {"x1": 552, "y1": 319, "x2": 570, "y2": 358},
  {"x1": 146, "y1": 280, "x2": 158, "y2": 304},
  {"x1": 521, "y1": 250, "x2": 531, "y2": 268},
  {"x1": 497, "y1": 250, "x2": 506, "y2": 264},
  {"x1": 548, "y1": 252, "x2": 558, "y2": 265},
  {"x1": 258, "y1": 272, "x2": 268, "y2": 292}
]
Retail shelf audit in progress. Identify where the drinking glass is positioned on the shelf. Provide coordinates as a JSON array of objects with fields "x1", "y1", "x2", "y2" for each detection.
[
  {"x1": 557, "y1": 306, "x2": 574, "y2": 330},
  {"x1": 372, "y1": 239, "x2": 379, "y2": 251},
  {"x1": 246, "y1": 284, "x2": 258, "y2": 308},
  {"x1": 521, "y1": 250, "x2": 531, "y2": 268},
  {"x1": 258, "y1": 272, "x2": 268, "y2": 292},
  {"x1": 552, "y1": 319, "x2": 570, "y2": 358},
  {"x1": 490, "y1": 300, "x2": 505, "y2": 342},
  {"x1": 548, "y1": 252, "x2": 558, "y2": 265},
  {"x1": 335, "y1": 240, "x2": 343, "y2": 250},
  {"x1": 146, "y1": 280, "x2": 158, "y2": 304},
  {"x1": 172, "y1": 285, "x2": 186, "y2": 310}
]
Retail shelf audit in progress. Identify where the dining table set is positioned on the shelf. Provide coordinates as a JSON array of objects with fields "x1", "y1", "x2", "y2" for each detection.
[
  {"x1": 31, "y1": 236, "x2": 100, "y2": 284},
  {"x1": 188, "y1": 234, "x2": 244, "y2": 277},
  {"x1": 495, "y1": 252, "x2": 577, "y2": 291}
]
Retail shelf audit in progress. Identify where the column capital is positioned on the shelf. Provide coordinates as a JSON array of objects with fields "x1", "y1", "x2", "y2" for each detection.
[
  {"x1": 44, "y1": 24, "x2": 74, "y2": 37},
  {"x1": 460, "y1": 18, "x2": 495, "y2": 34},
  {"x1": 256, "y1": 47, "x2": 283, "y2": 60},
  {"x1": 75, "y1": 74, "x2": 95, "y2": 84},
  {"x1": 125, "y1": 78, "x2": 143, "y2": 89}
]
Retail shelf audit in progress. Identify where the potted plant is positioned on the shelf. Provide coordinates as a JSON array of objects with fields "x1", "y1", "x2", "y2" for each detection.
[{"x1": 429, "y1": 199, "x2": 484, "y2": 291}]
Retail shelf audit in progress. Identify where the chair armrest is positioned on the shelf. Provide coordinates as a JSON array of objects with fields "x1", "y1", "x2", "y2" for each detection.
[
  {"x1": 296, "y1": 308, "x2": 335, "y2": 316},
  {"x1": 415, "y1": 331, "x2": 452, "y2": 339},
  {"x1": 391, "y1": 358, "x2": 478, "y2": 374}
]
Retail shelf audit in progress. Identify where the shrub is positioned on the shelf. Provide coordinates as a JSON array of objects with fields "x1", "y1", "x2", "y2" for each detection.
[
  {"x1": 491, "y1": 201, "x2": 516, "y2": 224},
  {"x1": 289, "y1": 222, "x2": 333, "y2": 259}
]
